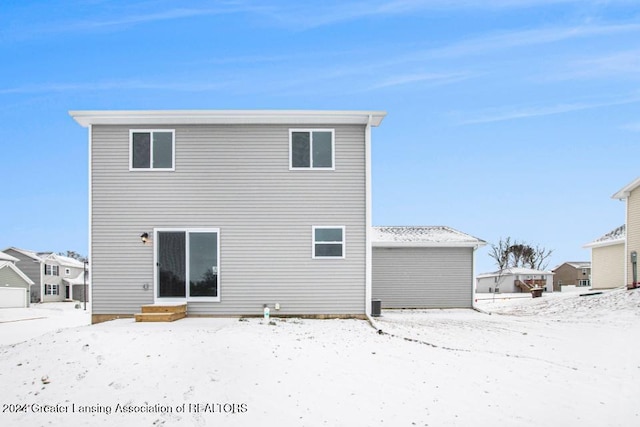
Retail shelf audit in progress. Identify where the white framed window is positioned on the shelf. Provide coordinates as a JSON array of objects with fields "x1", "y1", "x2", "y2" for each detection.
[
  {"x1": 45, "y1": 284, "x2": 59, "y2": 295},
  {"x1": 579, "y1": 279, "x2": 590, "y2": 287},
  {"x1": 312, "y1": 226, "x2": 345, "y2": 259},
  {"x1": 290, "y1": 129, "x2": 335, "y2": 170},
  {"x1": 64, "y1": 268, "x2": 71, "y2": 276},
  {"x1": 130, "y1": 130, "x2": 175, "y2": 171},
  {"x1": 45, "y1": 264, "x2": 59, "y2": 276}
]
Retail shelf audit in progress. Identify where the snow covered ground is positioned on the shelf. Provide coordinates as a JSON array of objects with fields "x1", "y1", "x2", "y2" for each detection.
[{"x1": 0, "y1": 290, "x2": 638, "y2": 426}]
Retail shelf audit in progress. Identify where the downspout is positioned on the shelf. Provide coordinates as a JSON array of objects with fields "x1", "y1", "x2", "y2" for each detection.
[
  {"x1": 365, "y1": 115, "x2": 373, "y2": 317},
  {"x1": 87, "y1": 124, "x2": 93, "y2": 318}
]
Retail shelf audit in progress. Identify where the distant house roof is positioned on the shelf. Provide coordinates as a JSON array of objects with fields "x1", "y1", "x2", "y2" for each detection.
[
  {"x1": 477, "y1": 267, "x2": 554, "y2": 279},
  {"x1": 551, "y1": 261, "x2": 591, "y2": 271},
  {"x1": 583, "y1": 225, "x2": 626, "y2": 248},
  {"x1": 0, "y1": 261, "x2": 35, "y2": 285},
  {"x1": 612, "y1": 176, "x2": 640, "y2": 200},
  {"x1": 0, "y1": 251, "x2": 20, "y2": 263},
  {"x1": 2, "y1": 247, "x2": 43, "y2": 262},
  {"x1": 371, "y1": 226, "x2": 486, "y2": 248},
  {"x1": 41, "y1": 253, "x2": 85, "y2": 269}
]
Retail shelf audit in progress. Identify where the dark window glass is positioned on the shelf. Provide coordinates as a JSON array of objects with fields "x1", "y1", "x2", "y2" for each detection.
[
  {"x1": 315, "y1": 228, "x2": 342, "y2": 242},
  {"x1": 158, "y1": 231, "x2": 186, "y2": 297},
  {"x1": 189, "y1": 232, "x2": 218, "y2": 297},
  {"x1": 153, "y1": 132, "x2": 173, "y2": 168},
  {"x1": 292, "y1": 132, "x2": 311, "y2": 168},
  {"x1": 312, "y1": 131, "x2": 332, "y2": 168},
  {"x1": 315, "y1": 243, "x2": 343, "y2": 257},
  {"x1": 132, "y1": 132, "x2": 151, "y2": 168}
]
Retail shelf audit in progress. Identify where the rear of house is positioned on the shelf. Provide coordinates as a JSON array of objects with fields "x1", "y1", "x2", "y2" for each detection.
[{"x1": 71, "y1": 110, "x2": 385, "y2": 323}]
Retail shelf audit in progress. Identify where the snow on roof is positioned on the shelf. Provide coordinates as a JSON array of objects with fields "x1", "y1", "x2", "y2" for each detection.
[
  {"x1": 372, "y1": 226, "x2": 486, "y2": 248},
  {"x1": 0, "y1": 261, "x2": 35, "y2": 285},
  {"x1": 53, "y1": 254, "x2": 85, "y2": 269},
  {"x1": 583, "y1": 225, "x2": 626, "y2": 248},
  {"x1": 0, "y1": 251, "x2": 20, "y2": 263},
  {"x1": 476, "y1": 267, "x2": 554, "y2": 279},
  {"x1": 612, "y1": 176, "x2": 640, "y2": 200},
  {"x1": 63, "y1": 271, "x2": 89, "y2": 286},
  {"x1": 38, "y1": 253, "x2": 85, "y2": 268}
]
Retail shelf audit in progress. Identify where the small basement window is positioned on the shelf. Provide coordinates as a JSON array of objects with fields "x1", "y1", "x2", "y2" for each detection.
[
  {"x1": 312, "y1": 226, "x2": 345, "y2": 258},
  {"x1": 130, "y1": 130, "x2": 175, "y2": 170},
  {"x1": 290, "y1": 129, "x2": 334, "y2": 169}
]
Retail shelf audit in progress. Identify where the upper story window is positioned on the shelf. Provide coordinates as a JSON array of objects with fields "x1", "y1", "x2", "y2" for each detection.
[
  {"x1": 290, "y1": 129, "x2": 334, "y2": 170},
  {"x1": 312, "y1": 226, "x2": 345, "y2": 259},
  {"x1": 130, "y1": 130, "x2": 175, "y2": 171},
  {"x1": 64, "y1": 268, "x2": 71, "y2": 276},
  {"x1": 44, "y1": 264, "x2": 59, "y2": 276}
]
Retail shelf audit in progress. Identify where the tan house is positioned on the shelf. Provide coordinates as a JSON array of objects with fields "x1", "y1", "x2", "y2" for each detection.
[
  {"x1": 551, "y1": 262, "x2": 591, "y2": 291},
  {"x1": 584, "y1": 225, "x2": 625, "y2": 290},
  {"x1": 613, "y1": 176, "x2": 640, "y2": 289}
]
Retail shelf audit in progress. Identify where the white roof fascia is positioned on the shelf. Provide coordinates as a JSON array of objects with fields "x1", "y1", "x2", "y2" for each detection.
[
  {"x1": 69, "y1": 110, "x2": 387, "y2": 128},
  {"x1": 612, "y1": 176, "x2": 640, "y2": 200},
  {"x1": 0, "y1": 261, "x2": 35, "y2": 285},
  {"x1": 372, "y1": 241, "x2": 485, "y2": 248},
  {"x1": 583, "y1": 238, "x2": 626, "y2": 249}
]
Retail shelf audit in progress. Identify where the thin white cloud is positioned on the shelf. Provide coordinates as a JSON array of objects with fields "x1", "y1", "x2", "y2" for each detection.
[
  {"x1": 370, "y1": 72, "x2": 472, "y2": 89},
  {"x1": 258, "y1": 0, "x2": 632, "y2": 30},
  {"x1": 459, "y1": 95, "x2": 640, "y2": 124},
  {"x1": 547, "y1": 49, "x2": 640, "y2": 80},
  {"x1": 0, "y1": 3, "x2": 266, "y2": 41},
  {"x1": 0, "y1": 80, "x2": 230, "y2": 95},
  {"x1": 621, "y1": 122, "x2": 640, "y2": 132}
]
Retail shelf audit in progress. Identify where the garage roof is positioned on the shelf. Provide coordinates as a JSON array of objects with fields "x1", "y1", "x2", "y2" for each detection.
[{"x1": 372, "y1": 226, "x2": 486, "y2": 248}]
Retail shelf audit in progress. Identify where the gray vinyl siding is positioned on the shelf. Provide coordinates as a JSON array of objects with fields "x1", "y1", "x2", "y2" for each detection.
[
  {"x1": 372, "y1": 247, "x2": 473, "y2": 309},
  {"x1": 5, "y1": 249, "x2": 41, "y2": 285},
  {"x1": 91, "y1": 124, "x2": 366, "y2": 316},
  {"x1": 0, "y1": 266, "x2": 30, "y2": 289}
]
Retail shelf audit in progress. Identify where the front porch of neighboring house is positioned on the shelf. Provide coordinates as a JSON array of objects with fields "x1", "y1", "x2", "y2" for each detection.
[{"x1": 514, "y1": 279, "x2": 546, "y2": 292}]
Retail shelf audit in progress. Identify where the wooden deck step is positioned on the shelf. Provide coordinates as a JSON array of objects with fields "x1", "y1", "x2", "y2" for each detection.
[
  {"x1": 140, "y1": 303, "x2": 187, "y2": 314},
  {"x1": 135, "y1": 303, "x2": 187, "y2": 322},
  {"x1": 134, "y1": 311, "x2": 186, "y2": 322}
]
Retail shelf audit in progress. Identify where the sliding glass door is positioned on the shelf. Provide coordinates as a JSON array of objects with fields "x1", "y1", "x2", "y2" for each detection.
[{"x1": 156, "y1": 229, "x2": 219, "y2": 301}]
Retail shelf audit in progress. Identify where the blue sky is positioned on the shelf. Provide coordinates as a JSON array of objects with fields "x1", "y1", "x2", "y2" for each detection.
[{"x1": 1, "y1": 0, "x2": 639, "y2": 274}]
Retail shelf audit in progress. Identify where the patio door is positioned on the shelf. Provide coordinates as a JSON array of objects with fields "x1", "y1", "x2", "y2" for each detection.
[{"x1": 156, "y1": 228, "x2": 220, "y2": 301}]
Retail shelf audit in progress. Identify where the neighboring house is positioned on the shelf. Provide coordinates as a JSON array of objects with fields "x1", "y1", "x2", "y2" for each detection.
[
  {"x1": 612, "y1": 177, "x2": 640, "y2": 289},
  {"x1": 2, "y1": 247, "x2": 44, "y2": 303},
  {"x1": 371, "y1": 226, "x2": 485, "y2": 309},
  {"x1": 39, "y1": 253, "x2": 87, "y2": 302},
  {"x1": 70, "y1": 109, "x2": 386, "y2": 323},
  {"x1": 0, "y1": 261, "x2": 34, "y2": 308},
  {"x1": 551, "y1": 262, "x2": 591, "y2": 291},
  {"x1": 476, "y1": 267, "x2": 554, "y2": 293},
  {"x1": 1, "y1": 247, "x2": 88, "y2": 303},
  {"x1": 583, "y1": 225, "x2": 625, "y2": 290}
]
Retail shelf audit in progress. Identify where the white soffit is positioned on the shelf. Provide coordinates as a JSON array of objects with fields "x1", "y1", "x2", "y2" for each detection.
[{"x1": 69, "y1": 110, "x2": 387, "y2": 127}]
